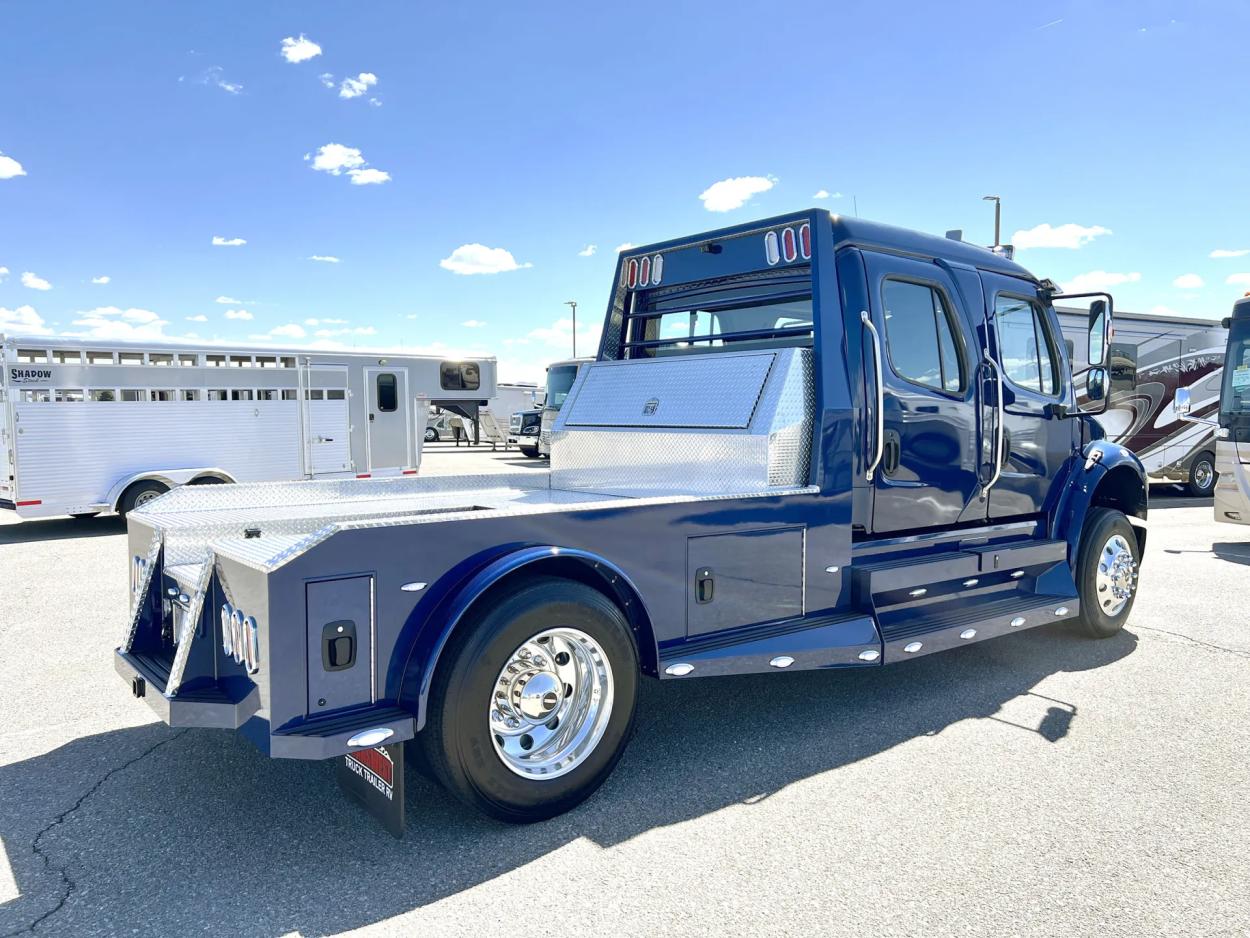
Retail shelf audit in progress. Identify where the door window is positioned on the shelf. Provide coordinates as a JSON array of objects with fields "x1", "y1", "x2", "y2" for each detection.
[
  {"x1": 881, "y1": 279, "x2": 966, "y2": 393},
  {"x1": 376, "y1": 373, "x2": 398, "y2": 412},
  {"x1": 995, "y1": 296, "x2": 1060, "y2": 395}
]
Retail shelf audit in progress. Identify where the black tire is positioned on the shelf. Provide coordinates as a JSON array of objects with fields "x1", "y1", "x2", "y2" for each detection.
[
  {"x1": 519, "y1": 446, "x2": 539, "y2": 459},
  {"x1": 420, "y1": 577, "x2": 639, "y2": 823},
  {"x1": 1186, "y1": 452, "x2": 1217, "y2": 498},
  {"x1": 118, "y1": 479, "x2": 169, "y2": 517},
  {"x1": 424, "y1": 428, "x2": 439, "y2": 443},
  {"x1": 69, "y1": 512, "x2": 100, "y2": 520},
  {"x1": 1075, "y1": 507, "x2": 1140, "y2": 639},
  {"x1": 189, "y1": 476, "x2": 228, "y2": 486}
]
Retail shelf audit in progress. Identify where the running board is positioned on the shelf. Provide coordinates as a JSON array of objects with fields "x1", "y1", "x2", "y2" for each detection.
[
  {"x1": 878, "y1": 594, "x2": 1077, "y2": 662},
  {"x1": 658, "y1": 613, "x2": 882, "y2": 678}
]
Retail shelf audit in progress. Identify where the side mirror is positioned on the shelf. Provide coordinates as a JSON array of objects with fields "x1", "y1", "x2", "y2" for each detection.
[
  {"x1": 1086, "y1": 366, "x2": 1108, "y2": 414},
  {"x1": 1087, "y1": 300, "x2": 1109, "y2": 367},
  {"x1": 1175, "y1": 387, "x2": 1192, "y2": 416}
]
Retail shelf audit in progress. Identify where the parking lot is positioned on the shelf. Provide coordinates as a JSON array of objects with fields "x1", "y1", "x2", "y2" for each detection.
[{"x1": 1, "y1": 448, "x2": 1248, "y2": 937}]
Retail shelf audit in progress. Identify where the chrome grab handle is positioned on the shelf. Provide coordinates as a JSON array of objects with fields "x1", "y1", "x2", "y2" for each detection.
[
  {"x1": 861, "y1": 310, "x2": 885, "y2": 482},
  {"x1": 983, "y1": 349, "x2": 1005, "y2": 497}
]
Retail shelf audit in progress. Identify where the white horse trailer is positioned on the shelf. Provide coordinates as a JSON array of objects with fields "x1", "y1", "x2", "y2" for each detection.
[{"x1": 0, "y1": 335, "x2": 496, "y2": 519}]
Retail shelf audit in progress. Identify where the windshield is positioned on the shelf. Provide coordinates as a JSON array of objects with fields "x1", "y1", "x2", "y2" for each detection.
[
  {"x1": 1220, "y1": 317, "x2": 1250, "y2": 435},
  {"x1": 545, "y1": 364, "x2": 579, "y2": 410}
]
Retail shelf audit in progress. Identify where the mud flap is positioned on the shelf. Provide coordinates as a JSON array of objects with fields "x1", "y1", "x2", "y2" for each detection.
[{"x1": 336, "y1": 743, "x2": 406, "y2": 838}]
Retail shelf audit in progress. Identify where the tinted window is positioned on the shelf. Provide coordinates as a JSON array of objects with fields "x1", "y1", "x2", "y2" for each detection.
[
  {"x1": 376, "y1": 373, "x2": 398, "y2": 412},
  {"x1": 881, "y1": 280, "x2": 966, "y2": 393},
  {"x1": 996, "y1": 296, "x2": 1059, "y2": 395},
  {"x1": 440, "y1": 361, "x2": 481, "y2": 391}
]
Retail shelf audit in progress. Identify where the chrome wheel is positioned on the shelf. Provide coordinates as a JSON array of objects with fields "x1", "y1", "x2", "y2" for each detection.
[
  {"x1": 489, "y1": 627, "x2": 613, "y2": 780},
  {"x1": 1192, "y1": 459, "x2": 1214, "y2": 492},
  {"x1": 1095, "y1": 533, "x2": 1137, "y2": 617}
]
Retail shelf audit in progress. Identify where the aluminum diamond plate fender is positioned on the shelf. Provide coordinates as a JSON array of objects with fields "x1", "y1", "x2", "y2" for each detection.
[
  {"x1": 394, "y1": 546, "x2": 655, "y2": 731},
  {"x1": 1050, "y1": 440, "x2": 1148, "y2": 563}
]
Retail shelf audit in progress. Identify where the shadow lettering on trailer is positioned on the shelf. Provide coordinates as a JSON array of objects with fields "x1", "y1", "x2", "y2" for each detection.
[{"x1": 0, "y1": 626, "x2": 1135, "y2": 936}]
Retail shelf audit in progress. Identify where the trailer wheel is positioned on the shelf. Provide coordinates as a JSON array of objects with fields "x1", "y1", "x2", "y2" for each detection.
[
  {"x1": 1074, "y1": 508, "x2": 1140, "y2": 639},
  {"x1": 421, "y1": 577, "x2": 639, "y2": 822},
  {"x1": 1186, "y1": 452, "x2": 1217, "y2": 498},
  {"x1": 118, "y1": 480, "x2": 169, "y2": 516}
]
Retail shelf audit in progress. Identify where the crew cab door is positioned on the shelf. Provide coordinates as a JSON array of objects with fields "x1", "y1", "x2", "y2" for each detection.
[
  {"x1": 981, "y1": 274, "x2": 1079, "y2": 519},
  {"x1": 863, "y1": 253, "x2": 985, "y2": 533}
]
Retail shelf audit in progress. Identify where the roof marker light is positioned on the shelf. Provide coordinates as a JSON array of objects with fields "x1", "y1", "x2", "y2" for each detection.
[
  {"x1": 764, "y1": 231, "x2": 780, "y2": 265},
  {"x1": 799, "y1": 222, "x2": 811, "y2": 260},
  {"x1": 626, "y1": 258, "x2": 639, "y2": 289},
  {"x1": 782, "y1": 227, "x2": 798, "y2": 263},
  {"x1": 651, "y1": 253, "x2": 663, "y2": 285},
  {"x1": 639, "y1": 255, "x2": 651, "y2": 287}
]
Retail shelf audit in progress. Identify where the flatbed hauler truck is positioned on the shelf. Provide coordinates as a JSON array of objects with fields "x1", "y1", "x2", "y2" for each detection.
[{"x1": 116, "y1": 211, "x2": 1147, "y2": 830}]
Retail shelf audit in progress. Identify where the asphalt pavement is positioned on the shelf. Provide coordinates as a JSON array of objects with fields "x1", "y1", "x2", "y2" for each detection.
[{"x1": 1, "y1": 452, "x2": 1247, "y2": 937}]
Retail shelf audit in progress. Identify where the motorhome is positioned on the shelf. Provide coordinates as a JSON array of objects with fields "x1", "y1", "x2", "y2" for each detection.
[
  {"x1": 1060, "y1": 308, "x2": 1226, "y2": 495},
  {"x1": 116, "y1": 210, "x2": 1146, "y2": 832},
  {"x1": 0, "y1": 335, "x2": 495, "y2": 519},
  {"x1": 538, "y1": 357, "x2": 592, "y2": 456}
]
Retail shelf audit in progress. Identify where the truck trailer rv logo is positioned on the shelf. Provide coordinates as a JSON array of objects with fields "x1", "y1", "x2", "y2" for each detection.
[
  {"x1": 642, "y1": 398, "x2": 660, "y2": 416},
  {"x1": 10, "y1": 368, "x2": 52, "y2": 384},
  {"x1": 344, "y1": 747, "x2": 395, "y2": 801}
]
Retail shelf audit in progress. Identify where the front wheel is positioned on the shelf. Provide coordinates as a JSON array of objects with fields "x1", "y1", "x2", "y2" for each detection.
[
  {"x1": 424, "y1": 428, "x2": 439, "y2": 443},
  {"x1": 1075, "y1": 508, "x2": 1141, "y2": 638},
  {"x1": 420, "y1": 577, "x2": 639, "y2": 822},
  {"x1": 1187, "y1": 452, "x2": 1217, "y2": 497},
  {"x1": 519, "y1": 446, "x2": 539, "y2": 459}
]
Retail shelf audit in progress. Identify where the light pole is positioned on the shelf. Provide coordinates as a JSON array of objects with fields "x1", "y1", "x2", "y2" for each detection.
[
  {"x1": 982, "y1": 195, "x2": 1002, "y2": 247},
  {"x1": 565, "y1": 300, "x2": 578, "y2": 357}
]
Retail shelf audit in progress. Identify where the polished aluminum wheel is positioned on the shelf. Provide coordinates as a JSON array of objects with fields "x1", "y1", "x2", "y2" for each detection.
[
  {"x1": 489, "y1": 628, "x2": 613, "y2": 779},
  {"x1": 1192, "y1": 459, "x2": 1214, "y2": 492},
  {"x1": 1095, "y1": 533, "x2": 1138, "y2": 617}
]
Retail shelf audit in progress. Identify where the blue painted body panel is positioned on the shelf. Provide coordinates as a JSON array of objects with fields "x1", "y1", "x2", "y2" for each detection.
[{"x1": 119, "y1": 209, "x2": 1149, "y2": 761}]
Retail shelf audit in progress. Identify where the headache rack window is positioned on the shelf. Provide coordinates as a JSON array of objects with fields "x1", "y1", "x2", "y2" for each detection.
[{"x1": 622, "y1": 285, "x2": 813, "y2": 359}]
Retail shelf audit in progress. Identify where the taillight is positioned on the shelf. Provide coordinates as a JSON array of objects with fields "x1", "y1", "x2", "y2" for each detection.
[
  {"x1": 764, "y1": 223, "x2": 813, "y2": 265},
  {"x1": 639, "y1": 255, "x2": 651, "y2": 286},
  {"x1": 764, "y1": 231, "x2": 780, "y2": 265},
  {"x1": 799, "y1": 222, "x2": 811, "y2": 259},
  {"x1": 782, "y1": 227, "x2": 797, "y2": 262},
  {"x1": 626, "y1": 258, "x2": 638, "y2": 289},
  {"x1": 652, "y1": 253, "x2": 664, "y2": 283}
]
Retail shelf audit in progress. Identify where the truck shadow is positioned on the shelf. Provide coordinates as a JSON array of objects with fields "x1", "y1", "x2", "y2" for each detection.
[
  {"x1": 0, "y1": 625, "x2": 1135, "y2": 937},
  {"x1": 0, "y1": 516, "x2": 126, "y2": 544}
]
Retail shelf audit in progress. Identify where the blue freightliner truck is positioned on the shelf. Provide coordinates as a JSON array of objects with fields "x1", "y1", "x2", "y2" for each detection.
[{"x1": 116, "y1": 210, "x2": 1145, "y2": 831}]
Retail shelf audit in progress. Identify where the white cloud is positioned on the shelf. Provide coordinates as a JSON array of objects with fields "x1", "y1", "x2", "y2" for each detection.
[
  {"x1": 439, "y1": 243, "x2": 532, "y2": 275},
  {"x1": 280, "y1": 34, "x2": 322, "y2": 64},
  {"x1": 91, "y1": 275, "x2": 110, "y2": 284},
  {"x1": 306, "y1": 143, "x2": 390, "y2": 185},
  {"x1": 1012, "y1": 223, "x2": 1111, "y2": 250},
  {"x1": 528, "y1": 316, "x2": 602, "y2": 352},
  {"x1": 69, "y1": 306, "x2": 169, "y2": 340},
  {"x1": 1062, "y1": 271, "x2": 1141, "y2": 293},
  {"x1": 1173, "y1": 273, "x2": 1204, "y2": 289},
  {"x1": 0, "y1": 267, "x2": 8, "y2": 282},
  {"x1": 369, "y1": 98, "x2": 382, "y2": 108},
  {"x1": 812, "y1": 189, "x2": 842, "y2": 200},
  {"x1": 698, "y1": 175, "x2": 775, "y2": 212},
  {"x1": 215, "y1": 295, "x2": 240, "y2": 304},
  {"x1": 578, "y1": 244, "x2": 597, "y2": 257},
  {"x1": 270, "y1": 323, "x2": 306, "y2": 339},
  {"x1": 339, "y1": 73, "x2": 378, "y2": 99},
  {"x1": 1211, "y1": 248, "x2": 1250, "y2": 259},
  {"x1": 212, "y1": 236, "x2": 246, "y2": 247},
  {"x1": 347, "y1": 168, "x2": 390, "y2": 185},
  {"x1": 308, "y1": 255, "x2": 340, "y2": 263},
  {"x1": 0, "y1": 152, "x2": 26, "y2": 180},
  {"x1": 195, "y1": 66, "x2": 242, "y2": 95},
  {"x1": 319, "y1": 73, "x2": 336, "y2": 89},
  {"x1": 21, "y1": 271, "x2": 51, "y2": 291},
  {"x1": 1227, "y1": 273, "x2": 1250, "y2": 286},
  {"x1": 303, "y1": 318, "x2": 347, "y2": 326},
  {"x1": 224, "y1": 308, "x2": 254, "y2": 320},
  {"x1": 0, "y1": 305, "x2": 51, "y2": 335},
  {"x1": 461, "y1": 319, "x2": 486, "y2": 328},
  {"x1": 186, "y1": 314, "x2": 208, "y2": 322},
  {"x1": 615, "y1": 243, "x2": 636, "y2": 253}
]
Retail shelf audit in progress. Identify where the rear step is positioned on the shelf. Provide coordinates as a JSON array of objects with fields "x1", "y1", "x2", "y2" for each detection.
[
  {"x1": 271, "y1": 706, "x2": 416, "y2": 760},
  {"x1": 877, "y1": 593, "x2": 1077, "y2": 661}
]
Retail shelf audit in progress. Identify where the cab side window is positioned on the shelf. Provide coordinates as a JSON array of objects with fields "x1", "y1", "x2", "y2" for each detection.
[
  {"x1": 995, "y1": 296, "x2": 1059, "y2": 395},
  {"x1": 881, "y1": 279, "x2": 966, "y2": 393}
]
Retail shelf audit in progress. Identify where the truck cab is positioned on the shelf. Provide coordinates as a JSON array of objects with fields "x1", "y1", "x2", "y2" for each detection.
[{"x1": 115, "y1": 210, "x2": 1146, "y2": 830}]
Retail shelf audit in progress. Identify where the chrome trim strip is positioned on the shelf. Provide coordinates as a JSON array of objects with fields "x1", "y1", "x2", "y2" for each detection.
[
  {"x1": 165, "y1": 553, "x2": 214, "y2": 696},
  {"x1": 983, "y1": 349, "x2": 1005, "y2": 498}
]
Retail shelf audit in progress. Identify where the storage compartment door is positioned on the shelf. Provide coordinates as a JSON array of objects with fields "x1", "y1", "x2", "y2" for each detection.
[
  {"x1": 687, "y1": 528, "x2": 804, "y2": 638},
  {"x1": 306, "y1": 576, "x2": 373, "y2": 715}
]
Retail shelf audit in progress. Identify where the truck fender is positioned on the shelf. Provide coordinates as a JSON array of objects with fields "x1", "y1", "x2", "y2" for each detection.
[
  {"x1": 395, "y1": 546, "x2": 657, "y2": 731},
  {"x1": 106, "y1": 468, "x2": 238, "y2": 510},
  {"x1": 1050, "y1": 441, "x2": 1148, "y2": 563}
]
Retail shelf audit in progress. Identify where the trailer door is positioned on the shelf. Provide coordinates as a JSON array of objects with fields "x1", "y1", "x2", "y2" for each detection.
[
  {"x1": 364, "y1": 367, "x2": 411, "y2": 471},
  {"x1": 0, "y1": 387, "x2": 14, "y2": 503}
]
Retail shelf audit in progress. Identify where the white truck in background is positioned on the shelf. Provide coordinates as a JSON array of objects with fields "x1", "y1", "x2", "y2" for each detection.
[{"x1": 0, "y1": 335, "x2": 495, "y2": 519}]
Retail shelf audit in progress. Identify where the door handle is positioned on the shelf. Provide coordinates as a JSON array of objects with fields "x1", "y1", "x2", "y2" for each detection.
[
  {"x1": 861, "y1": 311, "x2": 885, "y2": 482},
  {"x1": 695, "y1": 567, "x2": 714, "y2": 604},
  {"x1": 369, "y1": 413, "x2": 375, "y2": 422},
  {"x1": 883, "y1": 431, "x2": 901, "y2": 475}
]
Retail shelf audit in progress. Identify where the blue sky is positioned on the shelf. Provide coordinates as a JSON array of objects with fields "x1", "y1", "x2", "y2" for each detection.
[{"x1": 1, "y1": 1, "x2": 1248, "y2": 382}]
